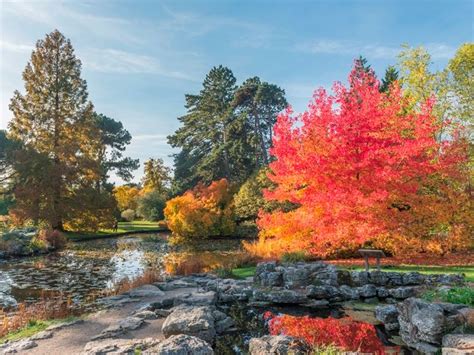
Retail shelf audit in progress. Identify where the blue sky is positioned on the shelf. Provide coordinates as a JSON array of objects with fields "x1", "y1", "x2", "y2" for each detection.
[{"x1": 1, "y1": 0, "x2": 472, "y2": 183}]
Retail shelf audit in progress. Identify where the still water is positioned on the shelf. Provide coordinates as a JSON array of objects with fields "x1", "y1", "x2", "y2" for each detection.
[{"x1": 0, "y1": 233, "x2": 244, "y2": 308}]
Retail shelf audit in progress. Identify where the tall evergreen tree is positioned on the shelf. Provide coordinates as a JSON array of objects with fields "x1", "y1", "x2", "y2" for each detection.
[
  {"x1": 168, "y1": 65, "x2": 238, "y2": 187},
  {"x1": 232, "y1": 77, "x2": 287, "y2": 167},
  {"x1": 93, "y1": 113, "x2": 139, "y2": 190},
  {"x1": 380, "y1": 65, "x2": 399, "y2": 93},
  {"x1": 8, "y1": 30, "x2": 114, "y2": 230},
  {"x1": 141, "y1": 158, "x2": 171, "y2": 194}
]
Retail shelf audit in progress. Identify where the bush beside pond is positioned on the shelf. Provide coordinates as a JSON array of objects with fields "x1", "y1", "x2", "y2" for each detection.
[{"x1": 0, "y1": 228, "x2": 66, "y2": 258}]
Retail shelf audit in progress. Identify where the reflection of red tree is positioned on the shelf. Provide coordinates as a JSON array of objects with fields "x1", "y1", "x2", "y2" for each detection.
[{"x1": 265, "y1": 313, "x2": 386, "y2": 354}]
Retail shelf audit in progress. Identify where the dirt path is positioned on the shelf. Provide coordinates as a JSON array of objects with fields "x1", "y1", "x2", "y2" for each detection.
[{"x1": 16, "y1": 287, "x2": 197, "y2": 355}]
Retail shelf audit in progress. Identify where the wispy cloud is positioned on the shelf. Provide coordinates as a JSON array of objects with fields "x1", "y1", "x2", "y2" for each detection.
[
  {"x1": 81, "y1": 48, "x2": 196, "y2": 80},
  {"x1": 296, "y1": 40, "x2": 456, "y2": 59},
  {"x1": 0, "y1": 40, "x2": 33, "y2": 53}
]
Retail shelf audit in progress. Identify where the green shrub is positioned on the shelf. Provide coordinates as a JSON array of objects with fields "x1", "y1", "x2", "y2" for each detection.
[
  {"x1": 137, "y1": 190, "x2": 166, "y2": 221},
  {"x1": 121, "y1": 209, "x2": 136, "y2": 222},
  {"x1": 422, "y1": 287, "x2": 474, "y2": 307}
]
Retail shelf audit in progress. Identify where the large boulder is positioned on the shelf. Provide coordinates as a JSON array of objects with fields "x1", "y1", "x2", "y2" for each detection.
[
  {"x1": 147, "y1": 334, "x2": 214, "y2": 355},
  {"x1": 375, "y1": 304, "x2": 399, "y2": 331},
  {"x1": 397, "y1": 298, "x2": 468, "y2": 352},
  {"x1": 162, "y1": 305, "x2": 216, "y2": 343},
  {"x1": 248, "y1": 335, "x2": 309, "y2": 355}
]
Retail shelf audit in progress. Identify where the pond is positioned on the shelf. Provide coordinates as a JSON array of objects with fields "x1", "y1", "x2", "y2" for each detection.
[{"x1": 0, "y1": 233, "x2": 246, "y2": 308}]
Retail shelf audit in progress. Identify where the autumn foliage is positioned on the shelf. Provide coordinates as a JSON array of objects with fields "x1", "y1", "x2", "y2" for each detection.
[
  {"x1": 266, "y1": 313, "x2": 385, "y2": 354},
  {"x1": 164, "y1": 179, "x2": 236, "y2": 241},
  {"x1": 252, "y1": 64, "x2": 470, "y2": 258}
]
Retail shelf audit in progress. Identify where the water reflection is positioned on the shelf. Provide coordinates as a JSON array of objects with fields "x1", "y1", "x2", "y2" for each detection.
[{"x1": 0, "y1": 234, "x2": 168, "y2": 307}]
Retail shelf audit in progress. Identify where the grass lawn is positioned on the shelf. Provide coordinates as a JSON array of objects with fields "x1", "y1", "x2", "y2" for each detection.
[
  {"x1": 0, "y1": 317, "x2": 79, "y2": 344},
  {"x1": 343, "y1": 264, "x2": 474, "y2": 282},
  {"x1": 231, "y1": 266, "x2": 257, "y2": 279},
  {"x1": 65, "y1": 220, "x2": 167, "y2": 241},
  {"x1": 231, "y1": 264, "x2": 474, "y2": 282}
]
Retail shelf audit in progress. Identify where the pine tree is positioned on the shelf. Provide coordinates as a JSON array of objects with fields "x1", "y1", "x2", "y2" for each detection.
[
  {"x1": 8, "y1": 30, "x2": 113, "y2": 230},
  {"x1": 94, "y1": 113, "x2": 139, "y2": 190},
  {"x1": 141, "y1": 158, "x2": 171, "y2": 194},
  {"x1": 380, "y1": 65, "x2": 399, "y2": 93},
  {"x1": 232, "y1": 77, "x2": 287, "y2": 168},
  {"x1": 168, "y1": 65, "x2": 238, "y2": 187}
]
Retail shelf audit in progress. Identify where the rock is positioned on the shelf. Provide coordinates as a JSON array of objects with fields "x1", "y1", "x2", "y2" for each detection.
[
  {"x1": 97, "y1": 294, "x2": 136, "y2": 307},
  {"x1": 282, "y1": 266, "x2": 310, "y2": 288},
  {"x1": 150, "y1": 297, "x2": 177, "y2": 310},
  {"x1": 339, "y1": 285, "x2": 359, "y2": 300},
  {"x1": 156, "y1": 280, "x2": 197, "y2": 291},
  {"x1": 357, "y1": 284, "x2": 377, "y2": 298},
  {"x1": 83, "y1": 337, "x2": 160, "y2": 355},
  {"x1": 133, "y1": 310, "x2": 158, "y2": 320},
  {"x1": 311, "y1": 264, "x2": 338, "y2": 286},
  {"x1": 155, "y1": 309, "x2": 173, "y2": 317},
  {"x1": 162, "y1": 305, "x2": 216, "y2": 343},
  {"x1": 336, "y1": 270, "x2": 352, "y2": 285},
  {"x1": 306, "y1": 285, "x2": 339, "y2": 299},
  {"x1": 174, "y1": 291, "x2": 216, "y2": 306},
  {"x1": 377, "y1": 287, "x2": 389, "y2": 298},
  {"x1": 402, "y1": 272, "x2": 425, "y2": 285},
  {"x1": 30, "y1": 330, "x2": 54, "y2": 340},
  {"x1": 147, "y1": 334, "x2": 213, "y2": 355},
  {"x1": 265, "y1": 272, "x2": 283, "y2": 287},
  {"x1": 386, "y1": 272, "x2": 404, "y2": 286},
  {"x1": 215, "y1": 317, "x2": 235, "y2": 334},
  {"x1": 254, "y1": 289, "x2": 307, "y2": 304},
  {"x1": 375, "y1": 304, "x2": 399, "y2": 331},
  {"x1": 458, "y1": 307, "x2": 474, "y2": 328},
  {"x1": 369, "y1": 271, "x2": 388, "y2": 286},
  {"x1": 92, "y1": 316, "x2": 145, "y2": 340},
  {"x1": 389, "y1": 286, "x2": 416, "y2": 299},
  {"x1": 351, "y1": 271, "x2": 369, "y2": 286},
  {"x1": 254, "y1": 262, "x2": 278, "y2": 285},
  {"x1": 127, "y1": 284, "x2": 165, "y2": 298},
  {"x1": 442, "y1": 334, "x2": 474, "y2": 354},
  {"x1": 248, "y1": 335, "x2": 309, "y2": 355},
  {"x1": 398, "y1": 298, "x2": 446, "y2": 349},
  {"x1": 0, "y1": 339, "x2": 37, "y2": 353}
]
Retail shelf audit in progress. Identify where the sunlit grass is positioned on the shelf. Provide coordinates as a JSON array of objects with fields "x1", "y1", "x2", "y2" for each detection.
[
  {"x1": 231, "y1": 264, "x2": 474, "y2": 282},
  {"x1": 0, "y1": 317, "x2": 78, "y2": 344},
  {"x1": 342, "y1": 265, "x2": 474, "y2": 282},
  {"x1": 65, "y1": 220, "x2": 168, "y2": 240}
]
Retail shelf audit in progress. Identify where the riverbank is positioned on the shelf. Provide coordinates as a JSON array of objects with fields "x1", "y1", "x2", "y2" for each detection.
[{"x1": 1, "y1": 260, "x2": 472, "y2": 354}]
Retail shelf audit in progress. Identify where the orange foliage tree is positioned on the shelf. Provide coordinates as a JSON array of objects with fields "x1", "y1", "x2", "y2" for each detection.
[
  {"x1": 252, "y1": 64, "x2": 470, "y2": 258},
  {"x1": 164, "y1": 179, "x2": 236, "y2": 241}
]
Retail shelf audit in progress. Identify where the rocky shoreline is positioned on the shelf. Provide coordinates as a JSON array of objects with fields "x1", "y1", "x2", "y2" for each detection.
[{"x1": 1, "y1": 261, "x2": 472, "y2": 354}]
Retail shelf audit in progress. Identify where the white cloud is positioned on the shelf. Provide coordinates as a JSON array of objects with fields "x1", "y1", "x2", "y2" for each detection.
[
  {"x1": 77, "y1": 48, "x2": 198, "y2": 81},
  {"x1": 0, "y1": 40, "x2": 34, "y2": 53},
  {"x1": 296, "y1": 39, "x2": 456, "y2": 60}
]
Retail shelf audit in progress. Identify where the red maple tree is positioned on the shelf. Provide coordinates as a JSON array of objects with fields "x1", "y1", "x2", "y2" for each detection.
[{"x1": 255, "y1": 64, "x2": 468, "y2": 257}]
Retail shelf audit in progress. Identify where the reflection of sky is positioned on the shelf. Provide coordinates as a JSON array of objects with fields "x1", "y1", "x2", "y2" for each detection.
[
  {"x1": 0, "y1": 237, "x2": 161, "y2": 307},
  {"x1": 107, "y1": 250, "x2": 146, "y2": 288}
]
